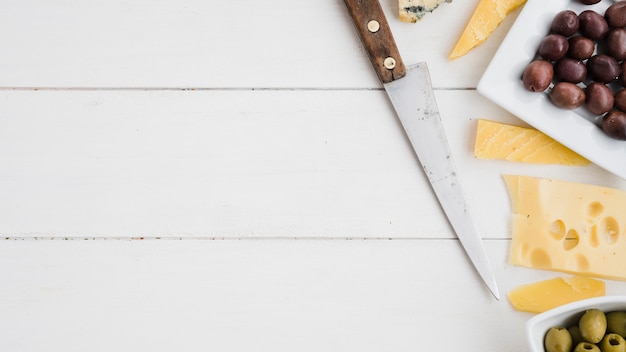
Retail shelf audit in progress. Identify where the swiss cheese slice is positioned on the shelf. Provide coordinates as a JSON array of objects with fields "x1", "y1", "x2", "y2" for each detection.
[
  {"x1": 504, "y1": 175, "x2": 626, "y2": 280},
  {"x1": 399, "y1": 0, "x2": 452, "y2": 23},
  {"x1": 474, "y1": 119, "x2": 590, "y2": 166},
  {"x1": 508, "y1": 276, "x2": 605, "y2": 313},
  {"x1": 448, "y1": 0, "x2": 527, "y2": 60}
]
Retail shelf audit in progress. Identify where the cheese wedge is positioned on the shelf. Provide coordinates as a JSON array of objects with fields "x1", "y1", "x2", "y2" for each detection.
[
  {"x1": 504, "y1": 175, "x2": 626, "y2": 280},
  {"x1": 508, "y1": 276, "x2": 605, "y2": 313},
  {"x1": 448, "y1": 0, "x2": 527, "y2": 60},
  {"x1": 399, "y1": 0, "x2": 452, "y2": 23},
  {"x1": 474, "y1": 119, "x2": 590, "y2": 166}
]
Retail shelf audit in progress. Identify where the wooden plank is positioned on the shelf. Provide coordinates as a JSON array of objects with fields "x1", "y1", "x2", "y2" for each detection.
[
  {"x1": 0, "y1": 0, "x2": 509, "y2": 89},
  {"x1": 0, "y1": 89, "x2": 623, "y2": 238},
  {"x1": 5, "y1": 238, "x2": 621, "y2": 352}
]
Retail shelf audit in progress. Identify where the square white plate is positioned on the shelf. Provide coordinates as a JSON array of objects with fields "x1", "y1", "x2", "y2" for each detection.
[{"x1": 477, "y1": 0, "x2": 626, "y2": 179}]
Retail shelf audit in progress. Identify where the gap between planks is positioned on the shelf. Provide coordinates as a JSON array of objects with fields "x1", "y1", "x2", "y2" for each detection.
[
  {"x1": 0, "y1": 236, "x2": 508, "y2": 241},
  {"x1": 0, "y1": 87, "x2": 477, "y2": 92}
]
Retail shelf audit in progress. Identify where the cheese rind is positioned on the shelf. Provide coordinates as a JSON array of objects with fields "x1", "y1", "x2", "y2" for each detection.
[
  {"x1": 399, "y1": 0, "x2": 452, "y2": 23},
  {"x1": 508, "y1": 276, "x2": 605, "y2": 313},
  {"x1": 448, "y1": 0, "x2": 526, "y2": 60},
  {"x1": 504, "y1": 175, "x2": 626, "y2": 280},
  {"x1": 474, "y1": 119, "x2": 590, "y2": 166}
]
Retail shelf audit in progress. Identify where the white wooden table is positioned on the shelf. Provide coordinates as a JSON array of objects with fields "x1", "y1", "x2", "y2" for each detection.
[{"x1": 2, "y1": 1, "x2": 626, "y2": 350}]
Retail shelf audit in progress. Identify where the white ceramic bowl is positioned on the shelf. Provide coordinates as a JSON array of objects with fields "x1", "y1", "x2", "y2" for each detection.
[{"x1": 526, "y1": 296, "x2": 626, "y2": 352}]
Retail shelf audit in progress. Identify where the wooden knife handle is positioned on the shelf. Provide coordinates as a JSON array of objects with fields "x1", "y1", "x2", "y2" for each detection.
[{"x1": 343, "y1": 0, "x2": 406, "y2": 83}]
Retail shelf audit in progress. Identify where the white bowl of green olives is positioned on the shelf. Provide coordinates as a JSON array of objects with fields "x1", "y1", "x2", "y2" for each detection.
[{"x1": 527, "y1": 296, "x2": 626, "y2": 352}]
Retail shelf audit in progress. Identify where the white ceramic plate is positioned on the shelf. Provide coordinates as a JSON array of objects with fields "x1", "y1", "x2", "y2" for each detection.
[{"x1": 477, "y1": 0, "x2": 626, "y2": 180}]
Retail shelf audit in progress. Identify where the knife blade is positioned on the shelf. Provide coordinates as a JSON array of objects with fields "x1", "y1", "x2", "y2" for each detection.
[{"x1": 343, "y1": 0, "x2": 499, "y2": 300}]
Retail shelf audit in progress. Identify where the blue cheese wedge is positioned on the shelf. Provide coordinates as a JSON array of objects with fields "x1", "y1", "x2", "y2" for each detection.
[{"x1": 399, "y1": 0, "x2": 452, "y2": 23}]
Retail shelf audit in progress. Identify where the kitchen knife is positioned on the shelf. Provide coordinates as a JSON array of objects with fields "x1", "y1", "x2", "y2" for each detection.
[{"x1": 343, "y1": 0, "x2": 500, "y2": 300}]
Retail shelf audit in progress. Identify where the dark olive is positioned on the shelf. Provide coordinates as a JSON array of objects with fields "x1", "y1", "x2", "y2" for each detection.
[
  {"x1": 522, "y1": 60, "x2": 554, "y2": 92},
  {"x1": 579, "y1": 10, "x2": 609, "y2": 40},
  {"x1": 551, "y1": 10, "x2": 580, "y2": 37},
  {"x1": 538, "y1": 34, "x2": 569, "y2": 61},
  {"x1": 550, "y1": 82, "x2": 586, "y2": 109},
  {"x1": 602, "y1": 110, "x2": 626, "y2": 140},
  {"x1": 555, "y1": 58, "x2": 587, "y2": 83},
  {"x1": 586, "y1": 82, "x2": 614, "y2": 115},
  {"x1": 580, "y1": 0, "x2": 601, "y2": 4},
  {"x1": 568, "y1": 36, "x2": 595, "y2": 60},
  {"x1": 619, "y1": 61, "x2": 626, "y2": 87},
  {"x1": 587, "y1": 55, "x2": 621, "y2": 83},
  {"x1": 605, "y1": 1, "x2": 626, "y2": 28},
  {"x1": 606, "y1": 28, "x2": 626, "y2": 61},
  {"x1": 614, "y1": 89, "x2": 626, "y2": 112}
]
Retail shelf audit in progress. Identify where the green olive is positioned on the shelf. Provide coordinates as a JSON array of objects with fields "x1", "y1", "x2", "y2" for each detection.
[
  {"x1": 580, "y1": 309, "x2": 607, "y2": 343},
  {"x1": 600, "y1": 333, "x2": 626, "y2": 352},
  {"x1": 574, "y1": 342, "x2": 601, "y2": 352},
  {"x1": 545, "y1": 327, "x2": 573, "y2": 352},
  {"x1": 607, "y1": 311, "x2": 626, "y2": 338},
  {"x1": 569, "y1": 325, "x2": 584, "y2": 346}
]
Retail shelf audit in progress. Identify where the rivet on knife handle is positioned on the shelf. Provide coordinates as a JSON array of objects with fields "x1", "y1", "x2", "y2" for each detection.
[{"x1": 343, "y1": 0, "x2": 406, "y2": 83}]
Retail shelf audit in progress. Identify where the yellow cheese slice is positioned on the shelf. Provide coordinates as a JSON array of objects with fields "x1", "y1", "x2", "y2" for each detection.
[
  {"x1": 504, "y1": 175, "x2": 626, "y2": 280},
  {"x1": 474, "y1": 119, "x2": 590, "y2": 166},
  {"x1": 508, "y1": 276, "x2": 605, "y2": 313},
  {"x1": 448, "y1": 0, "x2": 527, "y2": 60}
]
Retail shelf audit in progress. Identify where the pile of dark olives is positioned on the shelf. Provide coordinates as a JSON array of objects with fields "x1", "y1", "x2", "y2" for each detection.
[
  {"x1": 545, "y1": 309, "x2": 626, "y2": 352},
  {"x1": 521, "y1": 0, "x2": 626, "y2": 140}
]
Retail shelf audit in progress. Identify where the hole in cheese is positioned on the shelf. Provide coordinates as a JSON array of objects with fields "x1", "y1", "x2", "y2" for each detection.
[
  {"x1": 549, "y1": 219, "x2": 566, "y2": 240},
  {"x1": 588, "y1": 201, "x2": 604, "y2": 218},
  {"x1": 591, "y1": 225, "x2": 600, "y2": 248},
  {"x1": 573, "y1": 254, "x2": 590, "y2": 272},
  {"x1": 600, "y1": 216, "x2": 620, "y2": 245},
  {"x1": 564, "y1": 229, "x2": 580, "y2": 251},
  {"x1": 520, "y1": 242, "x2": 530, "y2": 259},
  {"x1": 530, "y1": 248, "x2": 552, "y2": 269}
]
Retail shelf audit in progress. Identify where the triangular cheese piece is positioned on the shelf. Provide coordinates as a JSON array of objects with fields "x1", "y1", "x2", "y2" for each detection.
[
  {"x1": 474, "y1": 119, "x2": 590, "y2": 166},
  {"x1": 449, "y1": 0, "x2": 527, "y2": 60}
]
